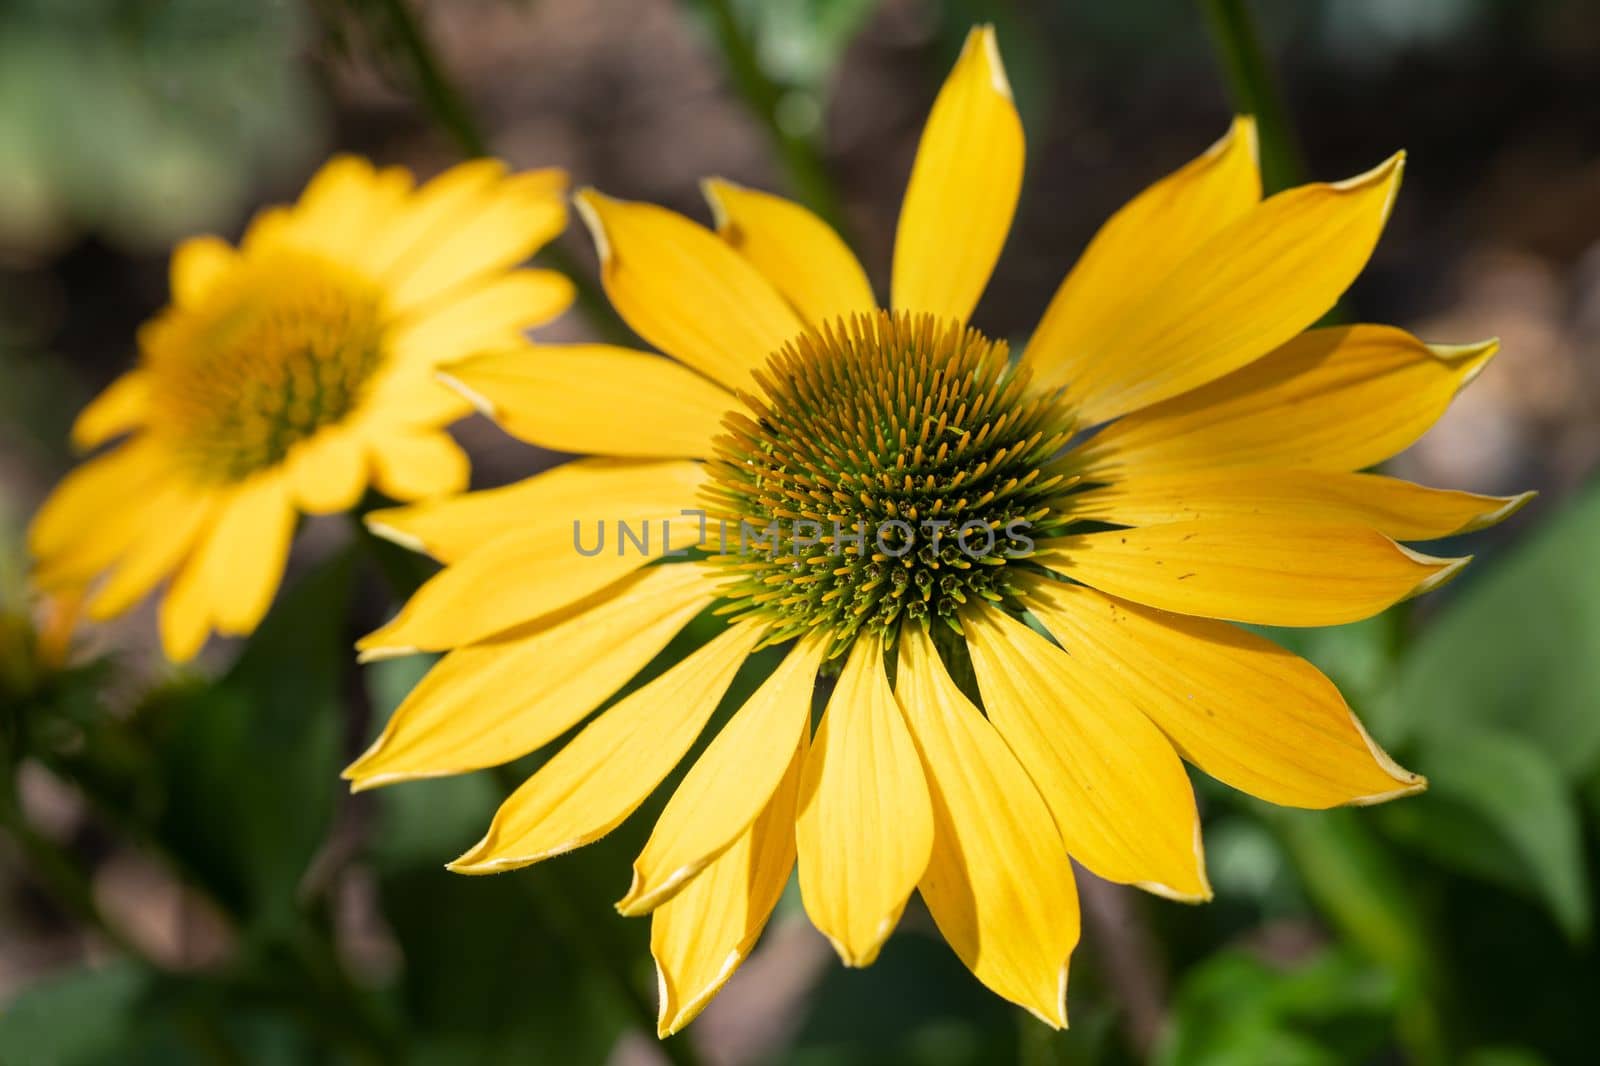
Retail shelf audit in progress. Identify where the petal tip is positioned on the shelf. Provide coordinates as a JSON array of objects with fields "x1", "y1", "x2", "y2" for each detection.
[
  {"x1": 572, "y1": 187, "x2": 614, "y2": 264},
  {"x1": 436, "y1": 370, "x2": 498, "y2": 421},
  {"x1": 968, "y1": 24, "x2": 1013, "y2": 101}
]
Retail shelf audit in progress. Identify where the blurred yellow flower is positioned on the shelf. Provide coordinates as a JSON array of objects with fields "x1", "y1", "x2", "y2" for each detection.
[
  {"x1": 28, "y1": 156, "x2": 572, "y2": 662},
  {"x1": 348, "y1": 27, "x2": 1529, "y2": 1033}
]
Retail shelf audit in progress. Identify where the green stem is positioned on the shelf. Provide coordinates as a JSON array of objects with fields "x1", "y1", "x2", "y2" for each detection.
[
  {"x1": 372, "y1": 0, "x2": 633, "y2": 346},
  {"x1": 1198, "y1": 0, "x2": 1307, "y2": 194},
  {"x1": 696, "y1": 0, "x2": 850, "y2": 236}
]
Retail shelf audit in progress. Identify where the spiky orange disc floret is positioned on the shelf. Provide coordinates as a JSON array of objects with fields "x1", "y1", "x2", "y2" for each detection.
[{"x1": 704, "y1": 310, "x2": 1078, "y2": 655}]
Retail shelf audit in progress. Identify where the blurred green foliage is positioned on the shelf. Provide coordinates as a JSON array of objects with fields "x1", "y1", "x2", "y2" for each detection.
[{"x1": 0, "y1": 0, "x2": 318, "y2": 254}]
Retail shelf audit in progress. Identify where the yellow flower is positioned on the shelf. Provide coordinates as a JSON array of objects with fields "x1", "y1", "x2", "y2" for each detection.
[
  {"x1": 350, "y1": 27, "x2": 1529, "y2": 1032},
  {"x1": 28, "y1": 156, "x2": 572, "y2": 662}
]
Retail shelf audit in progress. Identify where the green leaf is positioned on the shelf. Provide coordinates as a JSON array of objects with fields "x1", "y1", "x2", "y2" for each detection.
[
  {"x1": 0, "y1": 961, "x2": 150, "y2": 1064},
  {"x1": 1384, "y1": 484, "x2": 1600, "y2": 778},
  {"x1": 1380, "y1": 724, "x2": 1589, "y2": 942},
  {"x1": 142, "y1": 549, "x2": 355, "y2": 926},
  {"x1": 1157, "y1": 948, "x2": 1398, "y2": 1066}
]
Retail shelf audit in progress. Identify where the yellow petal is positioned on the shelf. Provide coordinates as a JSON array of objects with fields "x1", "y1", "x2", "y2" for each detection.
[
  {"x1": 796, "y1": 632, "x2": 933, "y2": 967},
  {"x1": 357, "y1": 159, "x2": 502, "y2": 278},
  {"x1": 1029, "y1": 117, "x2": 1259, "y2": 391},
  {"x1": 891, "y1": 25, "x2": 1023, "y2": 323},
  {"x1": 619, "y1": 633, "x2": 827, "y2": 915},
  {"x1": 87, "y1": 484, "x2": 216, "y2": 621},
  {"x1": 158, "y1": 546, "x2": 212, "y2": 664},
  {"x1": 575, "y1": 189, "x2": 803, "y2": 392},
  {"x1": 29, "y1": 441, "x2": 167, "y2": 587},
  {"x1": 286, "y1": 429, "x2": 369, "y2": 515},
  {"x1": 70, "y1": 371, "x2": 150, "y2": 451},
  {"x1": 895, "y1": 627, "x2": 1077, "y2": 1027},
  {"x1": 169, "y1": 235, "x2": 238, "y2": 308},
  {"x1": 1077, "y1": 326, "x2": 1498, "y2": 478},
  {"x1": 1036, "y1": 518, "x2": 1467, "y2": 627},
  {"x1": 369, "y1": 429, "x2": 469, "y2": 503},
  {"x1": 196, "y1": 473, "x2": 297, "y2": 636},
  {"x1": 448, "y1": 623, "x2": 764, "y2": 873},
  {"x1": 389, "y1": 269, "x2": 575, "y2": 370},
  {"x1": 1059, "y1": 154, "x2": 1405, "y2": 424},
  {"x1": 965, "y1": 606, "x2": 1209, "y2": 899},
  {"x1": 345, "y1": 562, "x2": 719, "y2": 789},
  {"x1": 364, "y1": 458, "x2": 706, "y2": 565},
  {"x1": 285, "y1": 156, "x2": 387, "y2": 260},
  {"x1": 386, "y1": 168, "x2": 567, "y2": 313},
  {"x1": 1022, "y1": 579, "x2": 1424, "y2": 808},
  {"x1": 652, "y1": 728, "x2": 806, "y2": 1036},
  {"x1": 703, "y1": 178, "x2": 875, "y2": 327},
  {"x1": 1072, "y1": 470, "x2": 1535, "y2": 542},
  {"x1": 441, "y1": 344, "x2": 734, "y2": 460}
]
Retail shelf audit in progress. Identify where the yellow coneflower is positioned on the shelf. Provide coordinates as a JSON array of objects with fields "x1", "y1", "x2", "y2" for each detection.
[
  {"x1": 28, "y1": 155, "x2": 572, "y2": 662},
  {"x1": 348, "y1": 27, "x2": 1529, "y2": 1032}
]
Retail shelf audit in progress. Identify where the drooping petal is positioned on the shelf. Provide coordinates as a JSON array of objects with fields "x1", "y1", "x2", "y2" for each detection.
[
  {"x1": 158, "y1": 546, "x2": 212, "y2": 664},
  {"x1": 966, "y1": 605, "x2": 1209, "y2": 900},
  {"x1": 1076, "y1": 326, "x2": 1499, "y2": 478},
  {"x1": 368, "y1": 429, "x2": 469, "y2": 503},
  {"x1": 891, "y1": 25, "x2": 1023, "y2": 324},
  {"x1": 1058, "y1": 154, "x2": 1406, "y2": 424},
  {"x1": 652, "y1": 730, "x2": 806, "y2": 1036},
  {"x1": 440, "y1": 345, "x2": 734, "y2": 460},
  {"x1": 1036, "y1": 518, "x2": 1467, "y2": 627},
  {"x1": 1072, "y1": 469, "x2": 1535, "y2": 542},
  {"x1": 796, "y1": 632, "x2": 933, "y2": 967},
  {"x1": 385, "y1": 168, "x2": 568, "y2": 313},
  {"x1": 344, "y1": 562, "x2": 719, "y2": 789},
  {"x1": 364, "y1": 458, "x2": 706, "y2": 565},
  {"x1": 29, "y1": 441, "x2": 168, "y2": 588},
  {"x1": 286, "y1": 428, "x2": 369, "y2": 515},
  {"x1": 895, "y1": 627, "x2": 1077, "y2": 1027},
  {"x1": 70, "y1": 371, "x2": 150, "y2": 451},
  {"x1": 87, "y1": 483, "x2": 216, "y2": 620},
  {"x1": 195, "y1": 472, "x2": 297, "y2": 636},
  {"x1": 1029, "y1": 117, "x2": 1260, "y2": 392},
  {"x1": 1022, "y1": 579, "x2": 1424, "y2": 808},
  {"x1": 169, "y1": 235, "x2": 239, "y2": 309},
  {"x1": 575, "y1": 190, "x2": 803, "y2": 391},
  {"x1": 703, "y1": 178, "x2": 875, "y2": 327},
  {"x1": 619, "y1": 633, "x2": 827, "y2": 915},
  {"x1": 448, "y1": 623, "x2": 764, "y2": 873},
  {"x1": 388, "y1": 269, "x2": 575, "y2": 370}
]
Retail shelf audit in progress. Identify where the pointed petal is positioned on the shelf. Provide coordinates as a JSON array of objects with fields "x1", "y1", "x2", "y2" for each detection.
[
  {"x1": 386, "y1": 168, "x2": 568, "y2": 313},
  {"x1": 896, "y1": 627, "x2": 1077, "y2": 1027},
  {"x1": 1072, "y1": 470, "x2": 1535, "y2": 542},
  {"x1": 1023, "y1": 579, "x2": 1423, "y2": 808},
  {"x1": 87, "y1": 484, "x2": 216, "y2": 621},
  {"x1": 345, "y1": 563, "x2": 719, "y2": 789},
  {"x1": 1029, "y1": 117, "x2": 1260, "y2": 392},
  {"x1": 196, "y1": 473, "x2": 297, "y2": 636},
  {"x1": 169, "y1": 235, "x2": 239, "y2": 309},
  {"x1": 796, "y1": 632, "x2": 933, "y2": 967},
  {"x1": 1036, "y1": 518, "x2": 1467, "y2": 627},
  {"x1": 363, "y1": 458, "x2": 705, "y2": 565},
  {"x1": 620, "y1": 633, "x2": 827, "y2": 915},
  {"x1": 966, "y1": 606, "x2": 1209, "y2": 900},
  {"x1": 441, "y1": 344, "x2": 734, "y2": 460},
  {"x1": 389, "y1": 269, "x2": 575, "y2": 370},
  {"x1": 575, "y1": 189, "x2": 802, "y2": 391},
  {"x1": 286, "y1": 429, "x2": 369, "y2": 515},
  {"x1": 158, "y1": 545, "x2": 213, "y2": 663},
  {"x1": 703, "y1": 179, "x2": 875, "y2": 327},
  {"x1": 1061, "y1": 154, "x2": 1405, "y2": 423},
  {"x1": 368, "y1": 428, "x2": 469, "y2": 503},
  {"x1": 448, "y1": 623, "x2": 764, "y2": 873},
  {"x1": 29, "y1": 441, "x2": 165, "y2": 576},
  {"x1": 891, "y1": 25, "x2": 1023, "y2": 323},
  {"x1": 652, "y1": 730, "x2": 805, "y2": 1036},
  {"x1": 1077, "y1": 326, "x2": 1498, "y2": 477},
  {"x1": 70, "y1": 371, "x2": 150, "y2": 450}
]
